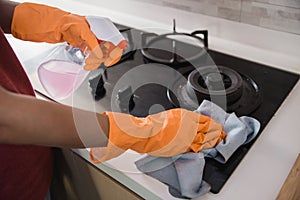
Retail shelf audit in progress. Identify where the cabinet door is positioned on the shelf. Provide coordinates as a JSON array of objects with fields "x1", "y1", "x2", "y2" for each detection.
[{"x1": 51, "y1": 148, "x2": 143, "y2": 200}]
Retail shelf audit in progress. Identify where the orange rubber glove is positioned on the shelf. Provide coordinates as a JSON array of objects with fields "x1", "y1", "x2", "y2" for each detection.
[
  {"x1": 90, "y1": 108, "x2": 226, "y2": 163},
  {"x1": 11, "y1": 2, "x2": 126, "y2": 70}
]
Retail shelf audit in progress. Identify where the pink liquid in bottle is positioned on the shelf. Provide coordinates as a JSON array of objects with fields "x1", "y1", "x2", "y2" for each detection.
[{"x1": 38, "y1": 60, "x2": 89, "y2": 100}]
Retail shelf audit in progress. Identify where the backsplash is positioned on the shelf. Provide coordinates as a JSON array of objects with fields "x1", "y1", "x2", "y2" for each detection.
[{"x1": 134, "y1": 0, "x2": 300, "y2": 35}]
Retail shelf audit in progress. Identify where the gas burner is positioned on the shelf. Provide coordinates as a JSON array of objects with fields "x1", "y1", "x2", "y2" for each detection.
[
  {"x1": 167, "y1": 65, "x2": 262, "y2": 116},
  {"x1": 187, "y1": 66, "x2": 243, "y2": 104},
  {"x1": 141, "y1": 19, "x2": 208, "y2": 65}
]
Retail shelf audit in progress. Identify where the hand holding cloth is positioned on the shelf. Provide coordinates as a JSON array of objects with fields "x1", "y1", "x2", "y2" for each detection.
[{"x1": 90, "y1": 108, "x2": 226, "y2": 163}]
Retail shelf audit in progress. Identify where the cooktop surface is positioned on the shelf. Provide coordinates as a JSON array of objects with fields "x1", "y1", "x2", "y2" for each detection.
[{"x1": 52, "y1": 26, "x2": 300, "y2": 193}]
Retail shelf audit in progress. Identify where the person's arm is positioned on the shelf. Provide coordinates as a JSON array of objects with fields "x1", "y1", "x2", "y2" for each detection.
[
  {"x1": 0, "y1": 86, "x2": 109, "y2": 148},
  {"x1": 0, "y1": 84, "x2": 227, "y2": 163},
  {"x1": 0, "y1": 0, "x2": 19, "y2": 33}
]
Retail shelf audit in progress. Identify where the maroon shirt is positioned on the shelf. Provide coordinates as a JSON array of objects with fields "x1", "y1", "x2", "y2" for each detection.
[{"x1": 0, "y1": 28, "x2": 53, "y2": 199}]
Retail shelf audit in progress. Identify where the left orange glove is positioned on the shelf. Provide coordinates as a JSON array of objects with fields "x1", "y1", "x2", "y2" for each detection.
[{"x1": 11, "y1": 2, "x2": 126, "y2": 70}]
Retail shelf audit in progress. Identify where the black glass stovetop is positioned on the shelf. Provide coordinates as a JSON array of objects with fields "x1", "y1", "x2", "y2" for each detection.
[{"x1": 88, "y1": 26, "x2": 299, "y2": 193}]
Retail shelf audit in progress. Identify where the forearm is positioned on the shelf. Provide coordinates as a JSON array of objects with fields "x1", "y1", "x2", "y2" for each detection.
[
  {"x1": 0, "y1": 0, "x2": 19, "y2": 33},
  {"x1": 0, "y1": 88, "x2": 109, "y2": 148}
]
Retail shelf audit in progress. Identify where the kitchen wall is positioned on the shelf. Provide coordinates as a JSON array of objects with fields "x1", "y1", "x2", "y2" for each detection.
[{"x1": 134, "y1": 0, "x2": 300, "y2": 35}]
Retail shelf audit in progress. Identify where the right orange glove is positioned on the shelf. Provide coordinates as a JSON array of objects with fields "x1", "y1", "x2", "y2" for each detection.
[
  {"x1": 90, "y1": 108, "x2": 226, "y2": 163},
  {"x1": 11, "y1": 2, "x2": 126, "y2": 70}
]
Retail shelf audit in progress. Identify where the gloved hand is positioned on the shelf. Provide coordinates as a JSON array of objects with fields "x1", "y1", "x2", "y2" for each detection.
[
  {"x1": 90, "y1": 108, "x2": 227, "y2": 163},
  {"x1": 84, "y1": 40, "x2": 127, "y2": 70},
  {"x1": 11, "y1": 2, "x2": 126, "y2": 70}
]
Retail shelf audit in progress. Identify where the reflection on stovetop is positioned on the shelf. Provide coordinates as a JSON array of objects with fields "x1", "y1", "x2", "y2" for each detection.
[{"x1": 88, "y1": 26, "x2": 299, "y2": 193}]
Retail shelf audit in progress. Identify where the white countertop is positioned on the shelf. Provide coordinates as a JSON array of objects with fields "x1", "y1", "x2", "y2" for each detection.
[{"x1": 8, "y1": 0, "x2": 300, "y2": 199}]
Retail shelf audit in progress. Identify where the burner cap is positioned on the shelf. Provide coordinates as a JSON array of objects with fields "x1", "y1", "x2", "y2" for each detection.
[
  {"x1": 167, "y1": 65, "x2": 262, "y2": 116},
  {"x1": 187, "y1": 66, "x2": 243, "y2": 104}
]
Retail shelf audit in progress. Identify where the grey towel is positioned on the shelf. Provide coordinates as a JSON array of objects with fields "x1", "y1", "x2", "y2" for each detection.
[
  {"x1": 135, "y1": 100, "x2": 260, "y2": 199},
  {"x1": 197, "y1": 100, "x2": 261, "y2": 163}
]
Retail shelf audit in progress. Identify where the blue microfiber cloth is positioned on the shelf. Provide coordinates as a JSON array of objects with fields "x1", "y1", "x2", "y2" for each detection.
[{"x1": 135, "y1": 100, "x2": 260, "y2": 199}]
